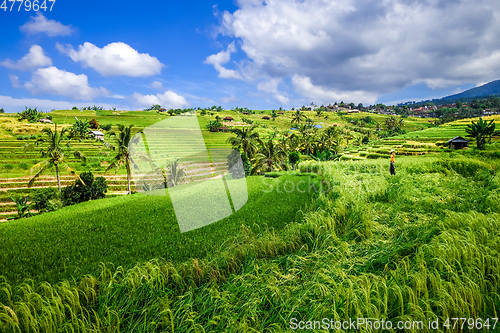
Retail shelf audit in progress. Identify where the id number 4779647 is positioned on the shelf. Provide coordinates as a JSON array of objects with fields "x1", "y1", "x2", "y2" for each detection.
[{"x1": 1, "y1": 0, "x2": 55, "y2": 12}]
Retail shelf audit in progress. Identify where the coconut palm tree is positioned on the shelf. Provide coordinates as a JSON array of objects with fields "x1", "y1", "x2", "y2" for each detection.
[
  {"x1": 252, "y1": 139, "x2": 288, "y2": 174},
  {"x1": 24, "y1": 123, "x2": 85, "y2": 192},
  {"x1": 227, "y1": 124, "x2": 262, "y2": 158},
  {"x1": 290, "y1": 110, "x2": 306, "y2": 126},
  {"x1": 107, "y1": 124, "x2": 134, "y2": 194}
]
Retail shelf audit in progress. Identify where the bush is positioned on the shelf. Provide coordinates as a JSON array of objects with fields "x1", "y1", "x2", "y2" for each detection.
[
  {"x1": 4, "y1": 163, "x2": 13, "y2": 170},
  {"x1": 100, "y1": 123, "x2": 112, "y2": 131},
  {"x1": 89, "y1": 118, "x2": 99, "y2": 129},
  {"x1": 17, "y1": 107, "x2": 42, "y2": 123},
  {"x1": 61, "y1": 172, "x2": 108, "y2": 206},
  {"x1": 18, "y1": 163, "x2": 29, "y2": 170},
  {"x1": 288, "y1": 151, "x2": 300, "y2": 168},
  {"x1": 32, "y1": 188, "x2": 62, "y2": 213}
]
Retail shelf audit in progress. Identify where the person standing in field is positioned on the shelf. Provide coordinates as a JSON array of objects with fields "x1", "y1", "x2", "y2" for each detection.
[{"x1": 390, "y1": 149, "x2": 396, "y2": 176}]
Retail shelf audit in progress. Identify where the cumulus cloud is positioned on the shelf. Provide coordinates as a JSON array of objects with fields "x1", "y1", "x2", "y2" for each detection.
[
  {"x1": 204, "y1": 42, "x2": 242, "y2": 79},
  {"x1": 20, "y1": 12, "x2": 74, "y2": 36},
  {"x1": 1, "y1": 45, "x2": 52, "y2": 70},
  {"x1": 257, "y1": 78, "x2": 289, "y2": 104},
  {"x1": 210, "y1": 0, "x2": 500, "y2": 104},
  {"x1": 151, "y1": 80, "x2": 165, "y2": 89},
  {"x1": 220, "y1": 95, "x2": 240, "y2": 104},
  {"x1": 24, "y1": 66, "x2": 111, "y2": 100},
  {"x1": 9, "y1": 75, "x2": 21, "y2": 88},
  {"x1": 0, "y1": 95, "x2": 120, "y2": 113},
  {"x1": 132, "y1": 91, "x2": 189, "y2": 109},
  {"x1": 57, "y1": 42, "x2": 164, "y2": 77}
]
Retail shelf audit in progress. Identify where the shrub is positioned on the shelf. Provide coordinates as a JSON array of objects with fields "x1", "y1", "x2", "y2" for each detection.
[
  {"x1": 89, "y1": 118, "x2": 99, "y2": 129},
  {"x1": 18, "y1": 163, "x2": 29, "y2": 170},
  {"x1": 17, "y1": 107, "x2": 42, "y2": 123},
  {"x1": 61, "y1": 171, "x2": 107, "y2": 206},
  {"x1": 100, "y1": 123, "x2": 112, "y2": 131},
  {"x1": 72, "y1": 106, "x2": 79, "y2": 110},
  {"x1": 288, "y1": 151, "x2": 300, "y2": 168},
  {"x1": 4, "y1": 163, "x2": 13, "y2": 170},
  {"x1": 32, "y1": 188, "x2": 62, "y2": 213}
]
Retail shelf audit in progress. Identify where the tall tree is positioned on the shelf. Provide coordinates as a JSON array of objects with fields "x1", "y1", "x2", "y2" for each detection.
[
  {"x1": 227, "y1": 124, "x2": 262, "y2": 158},
  {"x1": 107, "y1": 124, "x2": 135, "y2": 194},
  {"x1": 290, "y1": 110, "x2": 306, "y2": 126},
  {"x1": 465, "y1": 117, "x2": 499, "y2": 150},
  {"x1": 24, "y1": 124, "x2": 85, "y2": 192},
  {"x1": 252, "y1": 139, "x2": 288, "y2": 174}
]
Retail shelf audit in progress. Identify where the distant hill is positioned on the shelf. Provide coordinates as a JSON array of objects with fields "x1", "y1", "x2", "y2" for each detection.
[
  {"x1": 406, "y1": 79, "x2": 500, "y2": 107},
  {"x1": 440, "y1": 80, "x2": 500, "y2": 102}
]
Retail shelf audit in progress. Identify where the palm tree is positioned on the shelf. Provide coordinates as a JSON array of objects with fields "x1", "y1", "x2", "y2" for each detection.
[
  {"x1": 290, "y1": 110, "x2": 306, "y2": 126},
  {"x1": 252, "y1": 139, "x2": 287, "y2": 174},
  {"x1": 465, "y1": 117, "x2": 499, "y2": 150},
  {"x1": 226, "y1": 124, "x2": 262, "y2": 158},
  {"x1": 166, "y1": 159, "x2": 187, "y2": 187},
  {"x1": 24, "y1": 123, "x2": 85, "y2": 192},
  {"x1": 107, "y1": 124, "x2": 134, "y2": 194}
]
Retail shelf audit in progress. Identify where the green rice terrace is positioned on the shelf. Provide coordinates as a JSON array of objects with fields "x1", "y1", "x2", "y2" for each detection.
[{"x1": 0, "y1": 108, "x2": 500, "y2": 332}]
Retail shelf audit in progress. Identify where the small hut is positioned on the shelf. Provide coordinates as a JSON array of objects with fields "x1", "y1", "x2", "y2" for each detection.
[
  {"x1": 278, "y1": 111, "x2": 284, "y2": 114},
  {"x1": 89, "y1": 130, "x2": 104, "y2": 140},
  {"x1": 218, "y1": 126, "x2": 229, "y2": 132},
  {"x1": 223, "y1": 116, "x2": 234, "y2": 121},
  {"x1": 242, "y1": 111, "x2": 249, "y2": 115},
  {"x1": 39, "y1": 118, "x2": 53, "y2": 124},
  {"x1": 262, "y1": 116, "x2": 270, "y2": 120},
  {"x1": 447, "y1": 136, "x2": 469, "y2": 150}
]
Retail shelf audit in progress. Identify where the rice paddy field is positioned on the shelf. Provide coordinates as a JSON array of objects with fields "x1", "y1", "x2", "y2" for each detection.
[{"x1": 1, "y1": 110, "x2": 500, "y2": 332}]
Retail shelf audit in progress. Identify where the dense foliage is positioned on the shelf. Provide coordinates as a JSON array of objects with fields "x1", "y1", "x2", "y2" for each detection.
[
  {"x1": 32, "y1": 187, "x2": 62, "y2": 213},
  {"x1": 61, "y1": 171, "x2": 108, "y2": 206},
  {"x1": 17, "y1": 107, "x2": 42, "y2": 123}
]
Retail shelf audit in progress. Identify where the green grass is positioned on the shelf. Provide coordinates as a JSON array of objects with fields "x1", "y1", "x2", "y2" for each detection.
[
  {"x1": 1, "y1": 154, "x2": 499, "y2": 332},
  {"x1": 1, "y1": 111, "x2": 500, "y2": 332},
  {"x1": 0, "y1": 174, "x2": 319, "y2": 285}
]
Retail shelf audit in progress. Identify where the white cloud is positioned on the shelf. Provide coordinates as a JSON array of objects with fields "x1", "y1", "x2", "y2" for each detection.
[
  {"x1": 0, "y1": 95, "x2": 119, "y2": 113},
  {"x1": 204, "y1": 42, "x2": 242, "y2": 79},
  {"x1": 151, "y1": 80, "x2": 165, "y2": 89},
  {"x1": 57, "y1": 42, "x2": 164, "y2": 77},
  {"x1": 220, "y1": 95, "x2": 240, "y2": 104},
  {"x1": 1, "y1": 45, "x2": 52, "y2": 70},
  {"x1": 211, "y1": 0, "x2": 500, "y2": 103},
  {"x1": 292, "y1": 75, "x2": 378, "y2": 105},
  {"x1": 257, "y1": 78, "x2": 289, "y2": 104},
  {"x1": 132, "y1": 91, "x2": 189, "y2": 109},
  {"x1": 20, "y1": 12, "x2": 74, "y2": 36},
  {"x1": 24, "y1": 66, "x2": 111, "y2": 100},
  {"x1": 9, "y1": 75, "x2": 21, "y2": 88}
]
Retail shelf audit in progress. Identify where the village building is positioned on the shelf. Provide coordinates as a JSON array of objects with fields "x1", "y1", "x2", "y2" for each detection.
[
  {"x1": 447, "y1": 136, "x2": 469, "y2": 150},
  {"x1": 89, "y1": 130, "x2": 105, "y2": 140}
]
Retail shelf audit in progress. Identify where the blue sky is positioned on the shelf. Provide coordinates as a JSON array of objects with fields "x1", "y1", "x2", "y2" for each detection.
[{"x1": 1, "y1": 0, "x2": 499, "y2": 112}]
